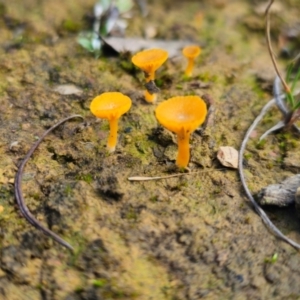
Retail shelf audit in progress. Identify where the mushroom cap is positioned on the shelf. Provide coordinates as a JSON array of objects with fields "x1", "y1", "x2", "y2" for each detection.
[
  {"x1": 155, "y1": 96, "x2": 207, "y2": 134},
  {"x1": 131, "y1": 48, "x2": 168, "y2": 74},
  {"x1": 182, "y1": 45, "x2": 201, "y2": 59},
  {"x1": 90, "y1": 92, "x2": 132, "y2": 119}
]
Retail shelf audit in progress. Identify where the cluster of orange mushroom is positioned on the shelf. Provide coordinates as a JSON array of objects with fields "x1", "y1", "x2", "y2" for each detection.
[
  {"x1": 131, "y1": 45, "x2": 201, "y2": 103},
  {"x1": 131, "y1": 48, "x2": 168, "y2": 103},
  {"x1": 90, "y1": 45, "x2": 206, "y2": 168}
]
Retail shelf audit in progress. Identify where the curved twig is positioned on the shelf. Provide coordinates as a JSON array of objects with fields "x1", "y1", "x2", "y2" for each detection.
[
  {"x1": 15, "y1": 115, "x2": 84, "y2": 252},
  {"x1": 239, "y1": 97, "x2": 300, "y2": 250},
  {"x1": 265, "y1": 0, "x2": 290, "y2": 94},
  {"x1": 259, "y1": 120, "x2": 285, "y2": 141}
]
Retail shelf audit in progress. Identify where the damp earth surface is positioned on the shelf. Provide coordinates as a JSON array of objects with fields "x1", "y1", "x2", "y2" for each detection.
[{"x1": 1, "y1": 0, "x2": 300, "y2": 299}]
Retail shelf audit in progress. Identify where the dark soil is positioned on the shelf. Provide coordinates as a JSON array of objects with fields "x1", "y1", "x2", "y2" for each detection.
[{"x1": 1, "y1": 0, "x2": 300, "y2": 299}]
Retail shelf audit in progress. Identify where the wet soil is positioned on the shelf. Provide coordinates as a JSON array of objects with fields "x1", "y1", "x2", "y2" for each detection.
[{"x1": 1, "y1": 0, "x2": 300, "y2": 299}]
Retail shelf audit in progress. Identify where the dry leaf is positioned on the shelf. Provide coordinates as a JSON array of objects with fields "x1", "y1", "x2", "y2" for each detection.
[
  {"x1": 102, "y1": 37, "x2": 192, "y2": 57},
  {"x1": 217, "y1": 146, "x2": 238, "y2": 169},
  {"x1": 53, "y1": 84, "x2": 83, "y2": 96}
]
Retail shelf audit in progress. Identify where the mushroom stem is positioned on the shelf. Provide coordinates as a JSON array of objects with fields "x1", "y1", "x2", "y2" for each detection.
[
  {"x1": 107, "y1": 117, "x2": 119, "y2": 152},
  {"x1": 144, "y1": 71, "x2": 157, "y2": 103},
  {"x1": 176, "y1": 128, "x2": 191, "y2": 168},
  {"x1": 144, "y1": 90, "x2": 157, "y2": 103},
  {"x1": 185, "y1": 58, "x2": 195, "y2": 77},
  {"x1": 145, "y1": 71, "x2": 155, "y2": 82}
]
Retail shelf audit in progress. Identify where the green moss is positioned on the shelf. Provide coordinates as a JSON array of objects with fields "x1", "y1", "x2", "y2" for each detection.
[
  {"x1": 64, "y1": 184, "x2": 73, "y2": 196},
  {"x1": 74, "y1": 286, "x2": 84, "y2": 293},
  {"x1": 182, "y1": 75, "x2": 193, "y2": 82},
  {"x1": 278, "y1": 140, "x2": 287, "y2": 152},
  {"x1": 125, "y1": 208, "x2": 138, "y2": 221},
  {"x1": 161, "y1": 285, "x2": 172, "y2": 297},
  {"x1": 119, "y1": 60, "x2": 135, "y2": 73},
  {"x1": 225, "y1": 43, "x2": 234, "y2": 54},
  {"x1": 244, "y1": 153, "x2": 252, "y2": 159},
  {"x1": 197, "y1": 72, "x2": 218, "y2": 83},
  {"x1": 139, "y1": 110, "x2": 157, "y2": 128},
  {"x1": 32, "y1": 192, "x2": 40, "y2": 200},
  {"x1": 288, "y1": 139, "x2": 298, "y2": 149},
  {"x1": 243, "y1": 76, "x2": 265, "y2": 99},
  {"x1": 135, "y1": 141, "x2": 148, "y2": 154},
  {"x1": 155, "y1": 79, "x2": 163, "y2": 88},
  {"x1": 125, "y1": 134, "x2": 155, "y2": 164},
  {"x1": 209, "y1": 203, "x2": 218, "y2": 215},
  {"x1": 61, "y1": 19, "x2": 82, "y2": 33},
  {"x1": 92, "y1": 278, "x2": 107, "y2": 288},
  {"x1": 183, "y1": 90, "x2": 197, "y2": 96},
  {"x1": 195, "y1": 181, "x2": 202, "y2": 190},
  {"x1": 35, "y1": 283, "x2": 43, "y2": 290},
  {"x1": 149, "y1": 195, "x2": 158, "y2": 203},
  {"x1": 252, "y1": 83, "x2": 266, "y2": 98},
  {"x1": 0, "y1": 186, "x2": 12, "y2": 201},
  {"x1": 69, "y1": 233, "x2": 88, "y2": 266},
  {"x1": 256, "y1": 139, "x2": 266, "y2": 149},
  {"x1": 176, "y1": 180, "x2": 188, "y2": 190},
  {"x1": 100, "y1": 122, "x2": 110, "y2": 131},
  {"x1": 102, "y1": 290, "x2": 126, "y2": 299},
  {"x1": 76, "y1": 173, "x2": 93, "y2": 184},
  {"x1": 0, "y1": 3, "x2": 6, "y2": 16},
  {"x1": 0, "y1": 80, "x2": 8, "y2": 97}
]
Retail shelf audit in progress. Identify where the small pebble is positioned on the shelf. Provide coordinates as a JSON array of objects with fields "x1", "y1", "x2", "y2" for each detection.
[
  {"x1": 9, "y1": 141, "x2": 19, "y2": 150},
  {"x1": 144, "y1": 25, "x2": 157, "y2": 39}
]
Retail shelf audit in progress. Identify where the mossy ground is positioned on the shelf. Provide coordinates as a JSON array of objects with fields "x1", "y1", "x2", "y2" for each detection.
[{"x1": 1, "y1": 0, "x2": 300, "y2": 299}]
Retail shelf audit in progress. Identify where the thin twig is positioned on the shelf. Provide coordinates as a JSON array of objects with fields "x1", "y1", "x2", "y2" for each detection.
[
  {"x1": 273, "y1": 76, "x2": 300, "y2": 133},
  {"x1": 128, "y1": 169, "x2": 222, "y2": 181},
  {"x1": 259, "y1": 120, "x2": 285, "y2": 141},
  {"x1": 239, "y1": 96, "x2": 300, "y2": 250},
  {"x1": 260, "y1": 77, "x2": 300, "y2": 141},
  {"x1": 15, "y1": 115, "x2": 84, "y2": 252},
  {"x1": 265, "y1": 0, "x2": 291, "y2": 94}
]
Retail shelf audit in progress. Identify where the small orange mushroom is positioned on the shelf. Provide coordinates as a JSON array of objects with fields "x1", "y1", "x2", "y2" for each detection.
[
  {"x1": 155, "y1": 95, "x2": 207, "y2": 168},
  {"x1": 131, "y1": 48, "x2": 168, "y2": 103},
  {"x1": 182, "y1": 45, "x2": 201, "y2": 77},
  {"x1": 90, "y1": 92, "x2": 132, "y2": 152}
]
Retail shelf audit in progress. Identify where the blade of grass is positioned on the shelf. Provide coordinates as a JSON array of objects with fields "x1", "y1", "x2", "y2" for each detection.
[
  {"x1": 286, "y1": 63, "x2": 294, "y2": 83},
  {"x1": 292, "y1": 101, "x2": 300, "y2": 110},
  {"x1": 291, "y1": 67, "x2": 300, "y2": 95}
]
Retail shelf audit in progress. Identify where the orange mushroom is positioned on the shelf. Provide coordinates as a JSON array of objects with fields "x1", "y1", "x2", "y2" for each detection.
[
  {"x1": 90, "y1": 92, "x2": 132, "y2": 152},
  {"x1": 155, "y1": 95, "x2": 207, "y2": 168},
  {"x1": 131, "y1": 48, "x2": 168, "y2": 103},
  {"x1": 182, "y1": 45, "x2": 201, "y2": 77}
]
